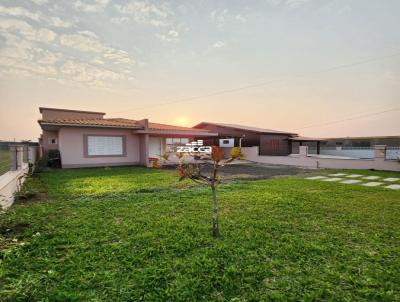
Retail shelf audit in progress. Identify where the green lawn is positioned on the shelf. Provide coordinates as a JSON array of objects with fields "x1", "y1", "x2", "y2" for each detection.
[
  {"x1": 1, "y1": 167, "x2": 399, "y2": 301},
  {"x1": 0, "y1": 150, "x2": 11, "y2": 176}
]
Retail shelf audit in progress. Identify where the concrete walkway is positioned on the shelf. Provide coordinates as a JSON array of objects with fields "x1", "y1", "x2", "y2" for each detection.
[{"x1": 306, "y1": 173, "x2": 400, "y2": 189}]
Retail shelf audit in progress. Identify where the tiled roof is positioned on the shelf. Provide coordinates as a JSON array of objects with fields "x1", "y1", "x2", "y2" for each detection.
[
  {"x1": 39, "y1": 118, "x2": 208, "y2": 132},
  {"x1": 194, "y1": 122, "x2": 296, "y2": 135}
]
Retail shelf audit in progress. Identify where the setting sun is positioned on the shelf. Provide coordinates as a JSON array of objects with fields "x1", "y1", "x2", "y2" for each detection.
[{"x1": 173, "y1": 116, "x2": 191, "y2": 127}]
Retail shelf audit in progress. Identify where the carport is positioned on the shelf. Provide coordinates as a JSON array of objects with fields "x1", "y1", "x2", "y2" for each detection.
[{"x1": 289, "y1": 136, "x2": 326, "y2": 154}]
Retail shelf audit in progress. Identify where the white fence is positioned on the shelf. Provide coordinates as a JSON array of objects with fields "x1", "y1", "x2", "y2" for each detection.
[
  {"x1": 386, "y1": 147, "x2": 400, "y2": 160},
  {"x1": 308, "y1": 147, "x2": 374, "y2": 159},
  {"x1": 0, "y1": 145, "x2": 39, "y2": 210},
  {"x1": 241, "y1": 145, "x2": 400, "y2": 172},
  {"x1": 0, "y1": 163, "x2": 29, "y2": 209}
]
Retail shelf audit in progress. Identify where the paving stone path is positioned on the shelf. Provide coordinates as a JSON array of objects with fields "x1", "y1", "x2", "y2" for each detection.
[
  {"x1": 306, "y1": 174, "x2": 400, "y2": 189},
  {"x1": 341, "y1": 179, "x2": 362, "y2": 184},
  {"x1": 363, "y1": 176, "x2": 380, "y2": 180},
  {"x1": 362, "y1": 182, "x2": 384, "y2": 187}
]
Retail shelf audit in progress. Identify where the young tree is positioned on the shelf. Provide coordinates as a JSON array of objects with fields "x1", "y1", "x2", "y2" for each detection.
[{"x1": 162, "y1": 146, "x2": 243, "y2": 237}]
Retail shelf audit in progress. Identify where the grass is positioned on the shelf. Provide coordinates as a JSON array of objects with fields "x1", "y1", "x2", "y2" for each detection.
[
  {"x1": 0, "y1": 167, "x2": 399, "y2": 301},
  {"x1": 0, "y1": 150, "x2": 11, "y2": 176}
]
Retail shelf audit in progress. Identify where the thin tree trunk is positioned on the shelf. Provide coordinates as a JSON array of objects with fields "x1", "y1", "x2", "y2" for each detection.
[
  {"x1": 211, "y1": 162, "x2": 220, "y2": 237},
  {"x1": 211, "y1": 185, "x2": 220, "y2": 237}
]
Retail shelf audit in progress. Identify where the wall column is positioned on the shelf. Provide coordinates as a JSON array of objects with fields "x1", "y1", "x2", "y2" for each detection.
[
  {"x1": 299, "y1": 145, "x2": 308, "y2": 157},
  {"x1": 139, "y1": 134, "x2": 149, "y2": 167},
  {"x1": 373, "y1": 145, "x2": 386, "y2": 162},
  {"x1": 28, "y1": 146, "x2": 39, "y2": 164},
  {"x1": 9, "y1": 145, "x2": 24, "y2": 171}
]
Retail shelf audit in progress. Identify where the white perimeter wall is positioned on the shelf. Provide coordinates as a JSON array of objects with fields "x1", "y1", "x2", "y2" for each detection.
[
  {"x1": 242, "y1": 146, "x2": 400, "y2": 172},
  {"x1": 0, "y1": 163, "x2": 29, "y2": 209},
  {"x1": 318, "y1": 148, "x2": 374, "y2": 159}
]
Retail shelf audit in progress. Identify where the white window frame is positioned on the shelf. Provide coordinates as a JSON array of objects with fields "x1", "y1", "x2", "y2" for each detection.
[
  {"x1": 165, "y1": 137, "x2": 189, "y2": 153},
  {"x1": 84, "y1": 135, "x2": 126, "y2": 157}
]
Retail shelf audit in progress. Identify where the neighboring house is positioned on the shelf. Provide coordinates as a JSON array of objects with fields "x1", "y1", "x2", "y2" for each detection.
[
  {"x1": 0, "y1": 141, "x2": 39, "y2": 147},
  {"x1": 192, "y1": 122, "x2": 323, "y2": 156},
  {"x1": 322, "y1": 136, "x2": 400, "y2": 147},
  {"x1": 38, "y1": 107, "x2": 217, "y2": 168}
]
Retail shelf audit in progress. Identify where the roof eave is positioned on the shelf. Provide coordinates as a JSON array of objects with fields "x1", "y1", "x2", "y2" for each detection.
[
  {"x1": 39, "y1": 107, "x2": 106, "y2": 115},
  {"x1": 289, "y1": 137, "x2": 326, "y2": 142},
  {"x1": 38, "y1": 121, "x2": 143, "y2": 130},
  {"x1": 133, "y1": 129, "x2": 218, "y2": 136}
]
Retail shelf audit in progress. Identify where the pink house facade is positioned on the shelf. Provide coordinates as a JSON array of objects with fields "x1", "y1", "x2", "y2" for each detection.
[{"x1": 38, "y1": 107, "x2": 217, "y2": 168}]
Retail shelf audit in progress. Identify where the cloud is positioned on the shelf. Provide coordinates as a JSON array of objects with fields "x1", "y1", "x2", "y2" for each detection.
[
  {"x1": 0, "y1": 39, "x2": 58, "y2": 78},
  {"x1": 0, "y1": 29, "x2": 61, "y2": 79},
  {"x1": 47, "y1": 16, "x2": 73, "y2": 28},
  {"x1": 1, "y1": 35, "x2": 34, "y2": 61},
  {"x1": 103, "y1": 50, "x2": 132, "y2": 64},
  {"x1": 111, "y1": 16, "x2": 130, "y2": 24},
  {"x1": 209, "y1": 9, "x2": 228, "y2": 28},
  {"x1": 35, "y1": 48, "x2": 63, "y2": 65},
  {"x1": 35, "y1": 28, "x2": 56, "y2": 42},
  {"x1": 0, "y1": 16, "x2": 135, "y2": 88},
  {"x1": 114, "y1": 1, "x2": 170, "y2": 27},
  {"x1": 235, "y1": 14, "x2": 247, "y2": 23},
  {"x1": 265, "y1": 0, "x2": 311, "y2": 8},
  {"x1": 77, "y1": 30, "x2": 98, "y2": 38},
  {"x1": 60, "y1": 60, "x2": 126, "y2": 87},
  {"x1": 59, "y1": 32, "x2": 107, "y2": 52},
  {"x1": 74, "y1": 0, "x2": 110, "y2": 13},
  {"x1": 0, "y1": 5, "x2": 74, "y2": 28},
  {"x1": 0, "y1": 57, "x2": 58, "y2": 77},
  {"x1": 0, "y1": 19, "x2": 56, "y2": 43},
  {"x1": 209, "y1": 9, "x2": 247, "y2": 28},
  {"x1": 0, "y1": 1, "x2": 135, "y2": 88},
  {"x1": 211, "y1": 41, "x2": 225, "y2": 49},
  {"x1": 59, "y1": 31, "x2": 134, "y2": 65},
  {"x1": 30, "y1": 0, "x2": 49, "y2": 5},
  {"x1": 285, "y1": 0, "x2": 310, "y2": 8},
  {"x1": 0, "y1": 33, "x2": 60, "y2": 67},
  {"x1": 156, "y1": 30, "x2": 179, "y2": 42},
  {"x1": 265, "y1": 0, "x2": 283, "y2": 6},
  {"x1": 0, "y1": 6, "x2": 41, "y2": 21}
]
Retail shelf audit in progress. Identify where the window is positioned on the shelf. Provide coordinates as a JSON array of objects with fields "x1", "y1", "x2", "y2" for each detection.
[
  {"x1": 219, "y1": 138, "x2": 234, "y2": 147},
  {"x1": 166, "y1": 137, "x2": 189, "y2": 152},
  {"x1": 48, "y1": 138, "x2": 57, "y2": 145},
  {"x1": 86, "y1": 135, "x2": 125, "y2": 156}
]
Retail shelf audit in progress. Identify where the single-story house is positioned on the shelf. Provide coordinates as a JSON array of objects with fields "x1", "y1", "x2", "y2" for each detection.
[
  {"x1": 38, "y1": 107, "x2": 217, "y2": 168},
  {"x1": 192, "y1": 122, "x2": 323, "y2": 156}
]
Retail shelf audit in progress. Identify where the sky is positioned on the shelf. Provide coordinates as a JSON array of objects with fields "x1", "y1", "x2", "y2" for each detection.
[{"x1": 0, "y1": 0, "x2": 399, "y2": 141}]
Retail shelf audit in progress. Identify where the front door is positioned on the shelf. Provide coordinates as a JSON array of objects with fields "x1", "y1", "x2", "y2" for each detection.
[{"x1": 149, "y1": 137, "x2": 162, "y2": 158}]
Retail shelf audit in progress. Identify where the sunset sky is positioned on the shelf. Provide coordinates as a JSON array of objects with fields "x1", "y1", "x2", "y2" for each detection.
[{"x1": 0, "y1": 0, "x2": 399, "y2": 141}]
